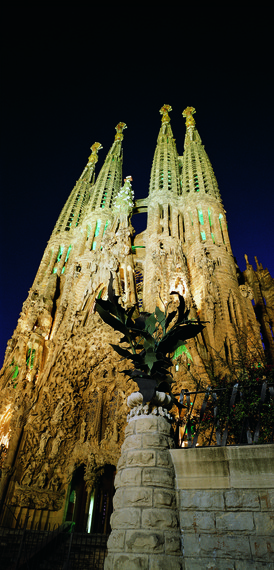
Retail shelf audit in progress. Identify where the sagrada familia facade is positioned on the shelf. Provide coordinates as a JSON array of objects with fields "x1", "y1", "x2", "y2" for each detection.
[{"x1": 0, "y1": 106, "x2": 273, "y2": 533}]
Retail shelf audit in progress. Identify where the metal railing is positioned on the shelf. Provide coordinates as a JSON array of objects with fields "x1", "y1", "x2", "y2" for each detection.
[
  {"x1": 175, "y1": 380, "x2": 274, "y2": 448},
  {"x1": 0, "y1": 526, "x2": 108, "y2": 570}
]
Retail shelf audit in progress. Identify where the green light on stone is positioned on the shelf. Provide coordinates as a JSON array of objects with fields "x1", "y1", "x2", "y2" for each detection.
[
  {"x1": 92, "y1": 241, "x2": 96, "y2": 250},
  {"x1": 211, "y1": 233, "x2": 215, "y2": 243},
  {"x1": 65, "y1": 245, "x2": 72, "y2": 263},
  {"x1": 103, "y1": 221, "x2": 109, "y2": 236},
  {"x1": 201, "y1": 230, "x2": 206, "y2": 241},
  {"x1": 208, "y1": 208, "x2": 212, "y2": 226},
  {"x1": 198, "y1": 209, "x2": 204, "y2": 225},
  {"x1": 57, "y1": 246, "x2": 64, "y2": 262},
  {"x1": 94, "y1": 220, "x2": 101, "y2": 237}
]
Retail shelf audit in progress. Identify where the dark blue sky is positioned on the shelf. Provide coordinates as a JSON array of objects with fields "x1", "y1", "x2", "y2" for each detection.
[{"x1": 1, "y1": 6, "x2": 273, "y2": 365}]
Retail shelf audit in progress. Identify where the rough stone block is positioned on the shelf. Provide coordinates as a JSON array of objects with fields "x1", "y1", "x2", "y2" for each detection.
[
  {"x1": 126, "y1": 449, "x2": 155, "y2": 467},
  {"x1": 107, "y1": 530, "x2": 125, "y2": 551},
  {"x1": 142, "y1": 433, "x2": 170, "y2": 449},
  {"x1": 112, "y1": 487, "x2": 124, "y2": 509},
  {"x1": 121, "y1": 434, "x2": 142, "y2": 452},
  {"x1": 216, "y1": 511, "x2": 254, "y2": 532},
  {"x1": 111, "y1": 508, "x2": 141, "y2": 529},
  {"x1": 142, "y1": 507, "x2": 178, "y2": 529},
  {"x1": 164, "y1": 532, "x2": 182, "y2": 554},
  {"x1": 125, "y1": 529, "x2": 164, "y2": 553},
  {"x1": 117, "y1": 454, "x2": 127, "y2": 470},
  {"x1": 179, "y1": 489, "x2": 225, "y2": 510},
  {"x1": 170, "y1": 447, "x2": 230, "y2": 490},
  {"x1": 180, "y1": 510, "x2": 215, "y2": 533},
  {"x1": 153, "y1": 489, "x2": 176, "y2": 508},
  {"x1": 123, "y1": 487, "x2": 153, "y2": 508},
  {"x1": 227, "y1": 445, "x2": 274, "y2": 489},
  {"x1": 184, "y1": 559, "x2": 235, "y2": 570},
  {"x1": 224, "y1": 488, "x2": 260, "y2": 510},
  {"x1": 157, "y1": 416, "x2": 172, "y2": 435},
  {"x1": 259, "y1": 490, "x2": 274, "y2": 511},
  {"x1": 254, "y1": 512, "x2": 274, "y2": 535},
  {"x1": 181, "y1": 532, "x2": 200, "y2": 557},
  {"x1": 125, "y1": 421, "x2": 136, "y2": 437},
  {"x1": 235, "y1": 561, "x2": 274, "y2": 570},
  {"x1": 135, "y1": 416, "x2": 158, "y2": 433},
  {"x1": 199, "y1": 534, "x2": 251, "y2": 558},
  {"x1": 250, "y1": 536, "x2": 274, "y2": 562},
  {"x1": 104, "y1": 554, "x2": 114, "y2": 570},
  {"x1": 111, "y1": 553, "x2": 149, "y2": 569},
  {"x1": 149, "y1": 554, "x2": 183, "y2": 570},
  {"x1": 156, "y1": 450, "x2": 173, "y2": 467},
  {"x1": 115, "y1": 467, "x2": 142, "y2": 488},
  {"x1": 142, "y1": 467, "x2": 174, "y2": 488}
]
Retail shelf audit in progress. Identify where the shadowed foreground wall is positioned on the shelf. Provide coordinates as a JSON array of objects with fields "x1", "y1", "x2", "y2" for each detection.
[{"x1": 170, "y1": 445, "x2": 274, "y2": 569}]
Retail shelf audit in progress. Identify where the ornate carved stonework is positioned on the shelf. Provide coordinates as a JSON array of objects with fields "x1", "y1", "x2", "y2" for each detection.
[{"x1": 0, "y1": 107, "x2": 272, "y2": 530}]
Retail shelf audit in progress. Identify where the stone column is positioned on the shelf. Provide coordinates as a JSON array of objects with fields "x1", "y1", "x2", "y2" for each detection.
[{"x1": 104, "y1": 410, "x2": 183, "y2": 570}]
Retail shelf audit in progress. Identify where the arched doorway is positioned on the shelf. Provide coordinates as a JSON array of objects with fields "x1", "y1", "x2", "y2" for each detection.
[
  {"x1": 65, "y1": 464, "x2": 116, "y2": 533},
  {"x1": 65, "y1": 465, "x2": 88, "y2": 532},
  {"x1": 87, "y1": 464, "x2": 115, "y2": 534}
]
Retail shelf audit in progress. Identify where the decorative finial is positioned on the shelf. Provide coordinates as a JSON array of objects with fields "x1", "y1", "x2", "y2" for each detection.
[
  {"x1": 182, "y1": 106, "x2": 196, "y2": 129},
  {"x1": 88, "y1": 142, "x2": 102, "y2": 165},
  {"x1": 115, "y1": 122, "x2": 127, "y2": 141},
  {"x1": 160, "y1": 104, "x2": 172, "y2": 124}
]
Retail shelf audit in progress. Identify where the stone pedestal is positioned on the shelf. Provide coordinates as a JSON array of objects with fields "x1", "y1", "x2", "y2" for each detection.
[{"x1": 104, "y1": 413, "x2": 183, "y2": 570}]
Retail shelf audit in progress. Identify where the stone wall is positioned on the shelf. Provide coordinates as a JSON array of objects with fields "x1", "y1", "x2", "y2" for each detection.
[
  {"x1": 170, "y1": 445, "x2": 274, "y2": 569},
  {"x1": 105, "y1": 413, "x2": 183, "y2": 570}
]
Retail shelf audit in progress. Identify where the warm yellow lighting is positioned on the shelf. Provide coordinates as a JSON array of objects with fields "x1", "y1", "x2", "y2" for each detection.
[{"x1": 0, "y1": 404, "x2": 12, "y2": 448}]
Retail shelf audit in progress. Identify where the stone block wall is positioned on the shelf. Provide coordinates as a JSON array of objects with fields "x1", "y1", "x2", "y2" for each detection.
[
  {"x1": 170, "y1": 445, "x2": 274, "y2": 569},
  {"x1": 105, "y1": 414, "x2": 183, "y2": 570}
]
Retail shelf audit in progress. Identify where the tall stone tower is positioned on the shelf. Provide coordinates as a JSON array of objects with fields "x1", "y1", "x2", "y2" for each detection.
[{"x1": 0, "y1": 106, "x2": 273, "y2": 532}]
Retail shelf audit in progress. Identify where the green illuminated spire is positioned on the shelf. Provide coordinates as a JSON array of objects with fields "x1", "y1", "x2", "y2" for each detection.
[
  {"x1": 52, "y1": 142, "x2": 102, "y2": 234},
  {"x1": 89, "y1": 122, "x2": 127, "y2": 211},
  {"x1": 181, "y1": 107, "x2": 221, "y2": 200},
  {"x1": 149, "y1": 105, "x2": 180, "y2": 196}
]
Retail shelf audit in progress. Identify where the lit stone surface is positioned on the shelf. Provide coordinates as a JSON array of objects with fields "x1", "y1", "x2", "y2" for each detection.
[{"x1": 105, "y1": 413, "x2": 182, "y2": 569}]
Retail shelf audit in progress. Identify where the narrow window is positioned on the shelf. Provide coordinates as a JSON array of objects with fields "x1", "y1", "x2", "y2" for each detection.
[
  {"x1": 198, "y1": 209, "x2": 204, "y2": 225},
  {"x1": 219, "y1": 214, "x2": 225, "y2": 244}
]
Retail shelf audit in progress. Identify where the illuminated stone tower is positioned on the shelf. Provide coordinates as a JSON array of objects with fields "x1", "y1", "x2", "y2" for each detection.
[{"x1": 0, "y1": 107, "x2": 272, "y2": 533}]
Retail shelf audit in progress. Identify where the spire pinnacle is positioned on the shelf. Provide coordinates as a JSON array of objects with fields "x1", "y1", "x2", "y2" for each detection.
[
  {"x1": 160, "y1": 104, "x2": 172, "y2": 124},
  {"x1": 88, "y1": 142, "x2": 103, "y2": 165},
  {"x1": 182, "y1": 106, "x2": 196, "y2": 129},
  {"x1": 115, "y1": 122, "x2": 127, "y2": 141}
]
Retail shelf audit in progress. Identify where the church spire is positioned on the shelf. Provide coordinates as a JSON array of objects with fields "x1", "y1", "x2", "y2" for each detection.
[
  {"x1": 181, "y1": 107, "x2": 221, "y2": 200},
  {"x1": 52, "y1": 142, "x2": 102, "y2": 235},
  {"x1": 149, "y1": 105, "x2": 180, "y2": 196},
  {"x1": 89, "y1": 122, "x2": 127, "y2": 211}
]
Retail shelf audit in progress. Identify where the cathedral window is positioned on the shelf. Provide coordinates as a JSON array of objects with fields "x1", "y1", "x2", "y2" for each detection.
[
  {"x1": 198, "y1": 209, "x2": 204, "y2": 225},
  {"x1": 103, "y1": 221, "x2": 109, "y2": 236},
  {"x1": 61, "y1": 245, "x2": 72, "y2": 274},
  {"x1": 57, "y1": 246, "x2": 64, "y2": 262},
  {"x1": 26, "y1": 348, "x2": 36, "y2": 370},
  {"x1": 100, "y1": 190, "x2": 107, "y2": 209},
  {"x1": 94, "y1": 220, "x2": 101, "y2": 238},
  {"x1": 53, "y1": 246, "x2": 64, "y2": 273},
  {"x1": 219, "y1": 214, "x2": 226, "y2": 244}
]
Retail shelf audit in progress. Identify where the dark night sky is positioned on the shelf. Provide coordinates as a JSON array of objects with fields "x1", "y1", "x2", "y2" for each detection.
[{"x1": 1, "y1": 6, "x2": 273, "y2": 365}]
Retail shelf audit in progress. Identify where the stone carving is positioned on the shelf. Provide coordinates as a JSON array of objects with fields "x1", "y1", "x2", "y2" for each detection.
[{"x1": 1, "y1": 107, "x2": 272, "y2": 534}]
